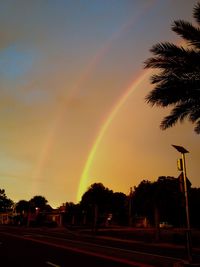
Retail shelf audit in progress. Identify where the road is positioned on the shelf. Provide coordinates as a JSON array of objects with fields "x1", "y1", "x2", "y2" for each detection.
[
  {"x1": 1, "y1": 233, "x2": 143, "y2": 267},
  {"x1": 0, "y1": 226, "x2": 195, "y2": 266}
]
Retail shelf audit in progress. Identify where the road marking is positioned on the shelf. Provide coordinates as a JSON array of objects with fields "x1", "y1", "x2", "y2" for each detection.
[{"x1": 46, "y1": 261, "x2": 60, "y2": 267}]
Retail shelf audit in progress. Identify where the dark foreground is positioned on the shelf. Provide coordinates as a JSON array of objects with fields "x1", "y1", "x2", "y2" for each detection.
[
  {"x1": 1, "y1": 233, "x2": 140, "y2": 267},
  {"x1": 0, "y1": 226, "x2": 200, "y2": 267}
]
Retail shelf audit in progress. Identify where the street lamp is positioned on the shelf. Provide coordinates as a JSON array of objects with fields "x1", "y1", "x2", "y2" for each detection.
[{"x1": 172, "y1": 145, "x2": 192, "y2": 262}]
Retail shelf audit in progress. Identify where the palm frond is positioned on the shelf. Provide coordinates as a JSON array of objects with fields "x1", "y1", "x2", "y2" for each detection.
[
  {"x1": 150, "y1": 42, "x2": 188, "y2": 57},
  {"x1": 160, "y1": 103, "x2": 191, "y2": 130},
  {"x1": 144, "y1": 56, "x2": 183, "y2": 70},
  {"x1": 194, "y1": 2, "x2": 200, "y2": 25},
  {"x1": 189, "y1": 105, "x2": 200, "y2": 122},
  {"x1": 146, "y1": 75, "x2": 200, "y2": 107},
  {"x1": 172, "y1": 20, "x2": 200, "y2": 49},
  {"x1": 145, "y1": 85, "x2": 183, "y2": 107},
  {"x1": 145, "y1": 2, "x2": 200, "y2": 134},
  {"x1": 145, "y1": 43, "x2": 200, "y2": 72}
]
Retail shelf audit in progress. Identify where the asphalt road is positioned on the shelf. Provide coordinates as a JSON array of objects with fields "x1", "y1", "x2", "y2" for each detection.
[
  {"x1": 0, "y1": 226, "x2": 194, "y2": 267},
  {"x1": 0, "y1": 233, "x2": 142, "y2": 267}
]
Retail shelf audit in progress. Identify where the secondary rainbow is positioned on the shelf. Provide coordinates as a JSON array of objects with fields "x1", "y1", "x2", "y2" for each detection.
[{"x1": 32, "y1": 1, "x2": 156, "y2": 200}]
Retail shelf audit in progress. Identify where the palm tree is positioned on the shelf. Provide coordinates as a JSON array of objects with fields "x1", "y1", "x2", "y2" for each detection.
[{"x1": 144, "y1": 2, "x2": 200, "y2": 134}]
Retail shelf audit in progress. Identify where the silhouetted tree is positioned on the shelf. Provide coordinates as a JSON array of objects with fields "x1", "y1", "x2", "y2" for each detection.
[
  {"x1": 144, "y1": 2, "x2": 200, "y2": 133},
  {"x1": 79, "y1": 183, "x2": 129, "y2": 227},
  {"x1": 155, "y1": 176, "x2": 185, "y2": 226},
  {"x1": 63, "y1": 202, "x2": 81, "y2": 225},
  {"x1": 29, "y1": 195, "x2": 48, "y2": 212},
  {"x1": 132, "y1": 177, "x2": 184, "y2": 227},
  {"x1": 16, "y1": 200, "x2": 29, "y2": 214},
  {"x1": 14, "y1": 200, "x2": 30, "y2": 225},
  {"x1": 110, "y1": 192, "x2": 128, "y2": 225},
  {"x1": 132, "y1": 180, "x2": 155, "y2": 225},
  {"x1": 80, "y1": 183, "x2": 113, "y2": 228},
  {"x1": 189, "y1": 188, "x2": 200, "y2": 228},
  {"x1": 0, "y1": 189, "x2": 13, "y2": 212}
]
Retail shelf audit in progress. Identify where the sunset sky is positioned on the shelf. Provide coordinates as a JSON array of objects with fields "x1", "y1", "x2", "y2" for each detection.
[{"x1": 0, "y1": 0, "x2": 199, "y2": 208}]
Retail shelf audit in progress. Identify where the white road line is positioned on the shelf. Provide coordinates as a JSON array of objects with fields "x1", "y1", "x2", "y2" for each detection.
[{"x1": 46, "y1": 261, "x2": 61, "y2": 267}]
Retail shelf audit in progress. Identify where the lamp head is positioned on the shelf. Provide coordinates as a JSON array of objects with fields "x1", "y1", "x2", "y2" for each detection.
[{"x1": 172, "y1": 145, "x2": 189, "y2": 154}]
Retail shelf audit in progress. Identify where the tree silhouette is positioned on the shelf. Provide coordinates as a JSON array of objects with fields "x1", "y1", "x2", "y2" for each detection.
[
  {"x1": 29, "y1": 195, "x2": 48, "y2": 212},
  {"x1": 64, "y1": 202, "x2": 81, "y2": 225},
  {"x1": 80, "y1": 183, "x2": 113, "y2": 228},
  {"x1": 132, "y1": 177, "x2": 184, "y2": 227},
  {"x1": 0, "y1": 189, "x2": 13, "y2": 212},
  {"x1": 189, "y1": 187, "x2": 200, "y2": 228},
  {"x1": 110, "y1": 192, "x2": 128, "y2": 225},
  {"x1": 79, "y1": 183, "x2": 128, "y2": 227},
  {"x1": 16, "y1": 200, "x2": 29, "y2": 214},
  {"x1": 144, "y1": 2, "x2": 200, "y2": 133}
]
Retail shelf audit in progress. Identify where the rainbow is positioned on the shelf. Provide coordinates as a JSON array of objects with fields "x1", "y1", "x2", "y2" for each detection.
[
  {"x1": 32, "y1": 16, "x2": 141, "y2": 184},
  {"x1": 76, "y1": 69, "x2": 153, "y2": 202},
  {"x1": 32, "y1": 1, "x2": 156, "y2": 199}
]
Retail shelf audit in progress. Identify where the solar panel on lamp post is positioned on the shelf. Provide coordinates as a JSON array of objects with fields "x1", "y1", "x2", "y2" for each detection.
[{"x1": 172, "y1": 145, "x2": 192, "y2": 263}]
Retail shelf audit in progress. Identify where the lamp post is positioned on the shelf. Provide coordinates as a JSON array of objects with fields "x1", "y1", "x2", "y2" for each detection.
[
  {"x1": 172, "y1": 145, "x2": 192, "y2": 262},
  {"x1": 129, "y1": 187, "x2": 133, "y2": 227}
]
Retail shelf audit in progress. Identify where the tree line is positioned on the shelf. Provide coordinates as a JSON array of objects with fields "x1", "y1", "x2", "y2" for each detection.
[
  {"x1": 63, "y1": 178, "x2": 200, "y2": 229},
  {"x1": 1, "y1": 175, "x2": 200, "y2": 228}
]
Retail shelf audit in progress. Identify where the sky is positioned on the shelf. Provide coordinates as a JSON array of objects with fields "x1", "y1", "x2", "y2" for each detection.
[{"x1": 0, "y1": 0, "x2": 199, "y2": 208}]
